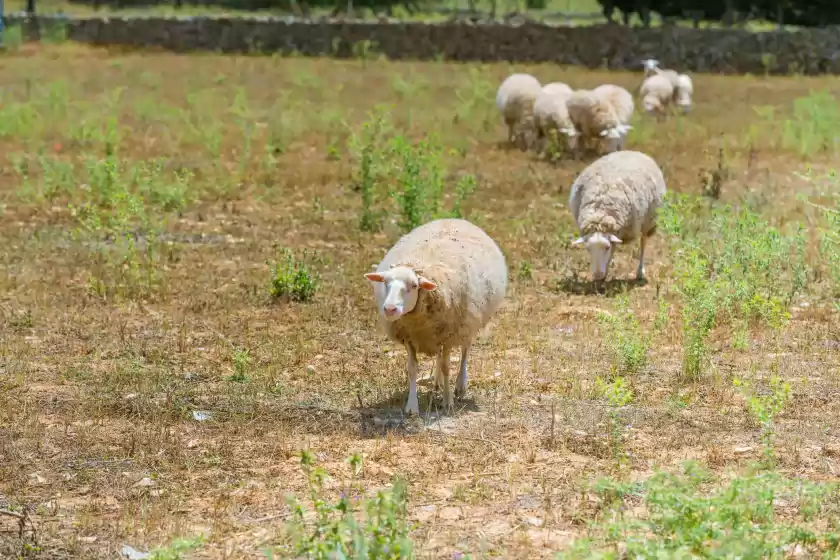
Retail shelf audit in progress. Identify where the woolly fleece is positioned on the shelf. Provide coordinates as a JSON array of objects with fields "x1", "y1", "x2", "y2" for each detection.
[
  {"x1": 569, "y1": 150, "x2": 666, "y2": 242},
  {"x1": 640, "y1": 74, "x2": 675, "y2": 111},
  {"x1": 372, "y1": 219, "x2": 507, "y2": 357}
]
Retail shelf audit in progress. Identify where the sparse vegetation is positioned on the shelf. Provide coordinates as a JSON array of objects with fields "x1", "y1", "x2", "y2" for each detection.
[{"x1": 3, "y1": 45, "x2": 840, "y2": 560}]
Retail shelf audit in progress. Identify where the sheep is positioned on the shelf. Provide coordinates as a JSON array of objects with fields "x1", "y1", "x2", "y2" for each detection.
[
  {"x1": 541, "y1": 81, "x2": 574, "y2": 98},
  {"x1": 593, "y1": 84, "x2": 634, "y2": 151},
  {"x1": 674, "y1": 73, "x2": 694, "y2": 113},
  {"x1": 642, "y1": 58, "x2": 680, "y2": 88},
  {"x1": 363, "y1": 218, "x2": 508, "y2": 415},
  {"x1": 566, "y1": 88, "x2": 632, "y2": 156},
  {"x1": 642, "y1": 59, "x2": 692, "y2": 112},
  {"x1": 533, "y1": 88, "x2": 577, "y2": 156},
  {"x1": 568, "y1": 150, "x2": 666, "y2": 282},
  {"x1": 639, "y1": 73, "x2": 675, "y2": 115},
  {"x1": 496, "y1": 73, "x2": 543, "y2": 151}
]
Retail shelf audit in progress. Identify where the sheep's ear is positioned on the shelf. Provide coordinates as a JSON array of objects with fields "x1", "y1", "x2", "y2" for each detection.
[
  {"x1": 365, "y1": 273, "x2": 386, "y2": 283},
  {"x1": 418, "y1": 276, "x2": 437, "y2": 291},
  {"x1": 608, "y1": 234, "x2": 623, "y2": 244},
  {"x1": 572, "y1": 237, "x2": 585, "y2": 246}
]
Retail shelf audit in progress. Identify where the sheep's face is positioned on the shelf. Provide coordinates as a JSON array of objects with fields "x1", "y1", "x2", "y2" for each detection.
[
  {"x1": 364, "y1": 266, "x2": 437, "y2": 322},
  {"x1": 676, "y1": 94, "x2": 692, "y2": 113},
  {"x1": 573, "y1": 232, "x2": 622, "y2": 281}
]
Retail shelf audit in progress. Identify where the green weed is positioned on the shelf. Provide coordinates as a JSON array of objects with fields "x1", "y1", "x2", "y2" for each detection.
[
  {"x1": 597, "y1": 296, "x2": 649, "y2": 376},
  {"x1": 734, "y1": 373, "x2": 791, "y2": 466},
  {"x1": 278, "y1": 451, "x2": 414, "y2": 559},
  {"x1": 661, "y1": 194, "x2": 807, "y2": 378},
  {"x1": 268, "y1": 249, "x2": 320, "y2": 302},
  {"x1": 562, "y1": 461, "x2": 840, "y2": 559}
]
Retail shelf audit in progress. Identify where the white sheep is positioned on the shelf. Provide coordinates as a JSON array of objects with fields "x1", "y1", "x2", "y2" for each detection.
[
  {"x1": 541, "y1": 81, "x2": 574, "y2": 98},
  {"x1": 364, "y1": 218, "x2": 508, "y2": 415},
  {"x1": 593, "y1": 84, "x2": 634, "y2": 151},
  {"x1": 568, "y1": 150, "x2": 666, "y2": 282},
  {"x1": 533, "y1": 88, "x2": 577, "y2": 155},
  {"x1": 674, "y1": 73, "x2": 694, "y2": 113},
  {"x1": 496, "y1": 73, "x2": 543, "y2": 151},
  {"x1": 642, "y1": 59, "x2": 692, "y2": 113},
  {"x1": 566, "y1": 88, "x2": 631, "y2": 156},
  {"x1": 639, "y1": 73, "x2": 675, "y2": 115}
]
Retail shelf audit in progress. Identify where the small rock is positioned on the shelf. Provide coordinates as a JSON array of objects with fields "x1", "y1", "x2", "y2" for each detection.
[
  {"x1": 305, "y1": 364, "x2": 317, "y2": 374},
  {"x1": 121, "y1": 545, "x2": 151, "y2": 560},
  {"x1": 524, "y1": 515, "x2": 544, "y2": 527},
  {"x1": 733, "y1": 446, "x2": 754, "y2": 454},
  {"x1": 192, "y1": 410, "x2": 213, "y2": 422},
  {"x1": 133, "y1": 477, "x2": 156, "y2": 488},
  {"x1": 78, "y1": 536, "x2": 98, "y2": 544},
  {"x1": 186, "y1": 439, "x2": 199, "y2": 449}
]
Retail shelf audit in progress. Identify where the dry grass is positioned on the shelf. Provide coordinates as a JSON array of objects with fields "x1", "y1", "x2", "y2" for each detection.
[{"x1": 2, "y1": 43, "x2": 840, "y2": 558}]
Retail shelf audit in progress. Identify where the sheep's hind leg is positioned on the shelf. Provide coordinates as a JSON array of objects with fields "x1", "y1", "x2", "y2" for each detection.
[
  {"x1": 436, "y1": 348, "x2": 453, "y2": 412},
  {"x1": 456, "y1": 344, "x2": 470, "y2": 399},
  {"x1": 404, "y1": 345, "x2": 420, "y2": 416}
]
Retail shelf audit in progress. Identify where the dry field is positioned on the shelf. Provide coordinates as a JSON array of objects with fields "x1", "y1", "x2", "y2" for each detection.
[{"x1": 3, "y1": 43, "x2": 840, "y2": 559}]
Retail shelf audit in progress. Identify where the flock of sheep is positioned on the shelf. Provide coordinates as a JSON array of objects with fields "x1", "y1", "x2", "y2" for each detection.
[
  {"x1": 498, "y1": 59, "x2": 694, "y2": 157},
  {"x1": 364, "y1": 60, "x2": 688, "y2": 416}
]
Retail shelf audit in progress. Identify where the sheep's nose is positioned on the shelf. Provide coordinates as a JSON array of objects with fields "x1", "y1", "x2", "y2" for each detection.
[{"x1": 384, "y1": 305, "x2": 398, "y2": 316}]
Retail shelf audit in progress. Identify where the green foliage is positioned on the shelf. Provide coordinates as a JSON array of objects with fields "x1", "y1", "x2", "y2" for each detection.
[
  {"x1": 561, "y1": 461, "x2": 840, "y2": 559},
  {"x1": 660, "y1": 193, "x2": 808, "y2": 378},
  {"x1": 148, "y1": 536, "x2": 206, "y2": 560},
  {"x1": 280, "y1": 451, "x2": 414, "y2": 560},
  {"x1": 229, "y1": 348, "x2": 252, "y2": 383},
  {"x1": 758, "y1": 90, "x2": 840, "y2": 156},
  {"x1": 597, "y1": 296, "x2": 649, "y2": 376},
  {"x1": 268, "y1": 249, "x2": 320, "y2": 302},
  {"x1": 734, "y1": 374, "x2": 791, "y2": 465},
  {"x1": 349, "y1": 108, "x2": 478, "y2": 233},
  {"x1": 594, "y1": 376, "x2": 634, "y2": 468}
]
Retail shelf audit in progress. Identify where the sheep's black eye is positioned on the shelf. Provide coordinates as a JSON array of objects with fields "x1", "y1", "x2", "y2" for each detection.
[{"x1": 409, "y1": 283, "x2": 417, "y2": 291}]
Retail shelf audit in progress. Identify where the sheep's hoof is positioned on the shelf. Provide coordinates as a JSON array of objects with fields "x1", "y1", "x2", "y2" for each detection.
[{"x1": 404, "y1": 400, "x2": 420, "y2": 416}]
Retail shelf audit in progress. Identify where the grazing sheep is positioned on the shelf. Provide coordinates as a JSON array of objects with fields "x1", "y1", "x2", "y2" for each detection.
[
  {"x1": 568, "y1": 150, "x2": 666, "y2": 282},
  {"x1": 542, "y1": 82, "x2": 574, "y2": 98},
  {"x1": 643, "y1": 59, "x2": 693, "y2": 111},
  {"x1": 639, "y1": 73, "x2": 675, "y2": 115},
  {"x1": 364, "y1": 218, "x2": 508, "y2": 415},
  {"x1": 496, "y1": 73, "x2": 543, "y2": 151},
  {"x1": 593, "y1": 84, "x2": 634, "y2": 151},
  {"x1": 533, "y1": 88, "x2": 577, "y2": 155},
  {"x1": 675, "y1": 73, "x2": 694, "y2": 113},
  {"x1": 566, "y1": 89, "x2": 631, "y2": 156}
]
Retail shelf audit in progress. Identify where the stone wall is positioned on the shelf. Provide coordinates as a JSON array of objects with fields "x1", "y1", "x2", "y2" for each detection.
[{"x1": 6, "y1": 14, "x2": 840, "y2": 74}]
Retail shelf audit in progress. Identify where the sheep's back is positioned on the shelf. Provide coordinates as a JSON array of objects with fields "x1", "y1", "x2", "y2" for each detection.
[
  {"x1": 593, "y1": 84, "x2": 634, "y2": 124},
  {"x1": 567, "y1": 90, "x2": 618, "y2": 136},
  {"x1": 496, "y1": 74, "x2": 541, "y2": 114},
  {"x1": 376, "y1": 219, "x2": 507, "y2": 355},
  {"x1": 640, "y1": 74, "x2": 674, "y2": 100},
  {"x1": 569, "y1": 151, "x2": 666, "y2": 241},
  {"x1": 534, "y1": 92, "x2": 572, "y2": 131}
]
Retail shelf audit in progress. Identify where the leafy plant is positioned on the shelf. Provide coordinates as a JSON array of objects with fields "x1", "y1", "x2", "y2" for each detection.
[
  {"x1": 561, "y1": 461, "x2": 840, "y2": 559},
  {"x1": 594, "y1": 376, "x2": 634, "y2": 469},
  {"x1": 268, "y1": 249, "x2": 320, "y2": 302},
  {"x1": 597, "y1": 296, "x2": 649, "y2": 376},
  {"x1": 734, "y1": 373, "x2": 791, "y2": 465},
  {"x1": 660, "y1": 193, "x2": 808, "y2": 378},
  {"x1": 279, "y1": 451, "x2": 414, "y2": 559}
]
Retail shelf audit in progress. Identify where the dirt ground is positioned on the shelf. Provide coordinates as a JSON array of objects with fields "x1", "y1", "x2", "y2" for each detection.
[{"x1": 2, "y1": 44, "x2": 840, "y2": 558}]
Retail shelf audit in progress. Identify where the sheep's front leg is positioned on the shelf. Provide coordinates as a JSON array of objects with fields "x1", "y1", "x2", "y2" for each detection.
[
  {"x1": 456, "y1": 344, "x2": 470, "y2": 399},
  {"x1": 436, "y1": 348, "x2": 453, "y2": 412},
  {"x1": 637, "y1": 234, "x2": 648, "y2": 281},
  {"x1": 404, "y1": 345, "x2": 420, "y2": 416}
]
